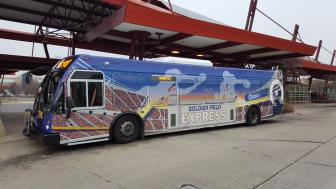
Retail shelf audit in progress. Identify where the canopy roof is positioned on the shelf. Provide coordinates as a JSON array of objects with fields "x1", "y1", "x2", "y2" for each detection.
[
  {"x1": 0, "y1": 0, "x2": 317, "y2": 74},
  {"x1": 300, "y1": 59, "x2": 336, "y2": 77}
]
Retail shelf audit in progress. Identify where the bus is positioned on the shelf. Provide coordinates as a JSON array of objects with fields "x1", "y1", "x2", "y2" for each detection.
[{"x1": 23, "y1": 55, "x2": 284, "y2": 146}]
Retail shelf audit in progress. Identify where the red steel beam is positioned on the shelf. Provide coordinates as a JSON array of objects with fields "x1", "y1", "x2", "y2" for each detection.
[
  {"x1": 0, "y1": 54, "x2": 58, "y2": 64},
  {"x1": 302, "y1": 59, "x2": 336, "y2": 74},
  {"x1": 85, "y1": 6, "x2": 126, "y2": 42},
  {"x1": 0, "y1": 70, "x2": 16, "y2": 75},
  {"x1": 249, "y1": 53, "x2": 303, "y2": 62},
  {"x1": 158, "y1": 33, "x2": 193, "y2": 46},
  {"x1": 199, "y1": 41, "x2": 242, "y2": 52},
  {"x1": 0, "y1": 54, "x2": 59, "y2": 71},
  {"x1": 227, "y1": 48, "x2": 278, "y2": 58},
  {"x1": 107, "y1": 0, "x2": 316, "y2": 56}
]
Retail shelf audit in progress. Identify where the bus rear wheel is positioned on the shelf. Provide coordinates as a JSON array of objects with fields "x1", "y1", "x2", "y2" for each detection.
[
  {"x1": 246, "y1": 106, "x2": 261, "y2": 126},
  {"x1": 112, "y1": 115, "x2": 140, "y2": 144}
]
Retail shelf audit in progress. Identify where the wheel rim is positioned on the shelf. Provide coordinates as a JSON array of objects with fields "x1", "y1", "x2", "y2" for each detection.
[
  {"x1": 120, "y1": 121, "x2": 135, "y2": 137},
  {"x1": 249, "y1": 110, "x2": 258, "y2": 124}
]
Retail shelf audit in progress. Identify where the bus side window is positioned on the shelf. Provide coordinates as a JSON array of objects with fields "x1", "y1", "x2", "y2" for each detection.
[
  {"x1": 88, "y1": 82, "x2": 103, "y2": 107},
  {"x1": 69, "y1": 71, "x2": 104, "y2": 108},
  {"x1": 70, "y1": 82, "x2": 87, "y2": 107}
]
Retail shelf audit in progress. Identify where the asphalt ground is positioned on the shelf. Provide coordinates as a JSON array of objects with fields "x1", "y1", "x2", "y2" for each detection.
[{"x1": 0, "y1": 103, "x2": 335, "y2": 189}]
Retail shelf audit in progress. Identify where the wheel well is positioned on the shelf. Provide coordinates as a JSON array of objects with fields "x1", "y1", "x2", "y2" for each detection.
[
  {"x1": 246, "y1": 105, "x2": 261, "y2": 117},
  {"x1": 110, "y1": 112, "x2": 144, "y2": 140}
]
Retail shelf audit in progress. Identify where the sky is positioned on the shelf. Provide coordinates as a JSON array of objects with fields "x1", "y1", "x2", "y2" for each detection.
[{"x1": 0, "y1": 0, "x2": 335, "y2": 67}]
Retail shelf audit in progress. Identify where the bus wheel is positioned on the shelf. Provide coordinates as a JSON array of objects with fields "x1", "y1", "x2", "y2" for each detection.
[
  {"x1": 112, "y1": 115, "x2": 140, "y2": 144},
  {"x1": 246, "y1": 106, "x2": 261, "y2": 126}
]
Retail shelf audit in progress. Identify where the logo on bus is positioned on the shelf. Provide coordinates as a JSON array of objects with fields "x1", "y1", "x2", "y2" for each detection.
[
  {"x1": 270, "y1": 79, "x2": 284, "y2": 106},
  {"x1": 181, "y1": 105, "x2": 226, "y2": 124}
]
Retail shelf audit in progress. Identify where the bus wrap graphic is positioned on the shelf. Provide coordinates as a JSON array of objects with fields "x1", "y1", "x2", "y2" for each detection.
[
  {"x1": 26, "y1": 55, "x2": 284, "y2": 145},
  {"x1": 244, "y1": 89, "x2": 269, "y2": 102}
]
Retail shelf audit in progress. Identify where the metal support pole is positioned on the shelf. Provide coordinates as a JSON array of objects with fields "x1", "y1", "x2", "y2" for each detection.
[
  {"x1": 325, "y1": 77, "x2": 329, "y2": 88},
  {"x1": 42, "y1": 41, "x2": 50, "y2": 59},
  {"x1": 0, "y1": 74, "x2": 4, "y2": 105},
  {"x1": 315, "y1": 40, "x2": 323, "y2": 62},
  {"x1": 168, "y1": 0, "x2": 174, "y2": 13},
  {"x1": 37, "y1": 26, "x2": 50, "y2": 59},
  {"x1": 308, "y1": 76, "x2": 313, "y2": 102},
  {"x1": 331, "y1": 50, "x2": 336, "y2": 66},
  {"x1": 245, "y1": 0, "x2": 258, "y2": 31},
  {"x1": 129, "y1": 31, "x2": 138, "y2": 60},
  {"x1": 71, "y1": 32, "x2": 76, "y2": 56},
  {"x1": 292, "y1": 24, "x2": 299, "y2": 41},
  {"x1": 72, "y1": 46, "x2": 76, "y2": 56},
  {"x1": 283, "y1": 69, "x2": 288, "y2": 104},
  {"x1": 139, "y1": 38, "x2": 146, "y2": 61},
  {"x1": 308, "y1": 77, "x2": 313, "y2": 91},
  {"x1": 245, "y1": 0, "x2": 253, "y2": 30},
  {"x1": 31, "y1": 25, "x2": 37, "y2": 57},
  {"x1": 139, "y1": 32, "x2": 150, "y2": 60},
  {"x1": 129, "y1": 31, "x2": 150, "y2": 60}
]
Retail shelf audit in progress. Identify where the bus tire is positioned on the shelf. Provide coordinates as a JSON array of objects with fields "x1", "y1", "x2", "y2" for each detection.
[
  {"x1": 246, "y1": 106, "x2": 261, "y2": 126},
  {"x1": 112, "y1": 115, "x2": 141, "y2": 144}
]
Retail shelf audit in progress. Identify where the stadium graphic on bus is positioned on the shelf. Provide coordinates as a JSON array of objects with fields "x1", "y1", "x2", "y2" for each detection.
[{"x1": 23, "y1": 55, "x2": 284, "y2": 146}]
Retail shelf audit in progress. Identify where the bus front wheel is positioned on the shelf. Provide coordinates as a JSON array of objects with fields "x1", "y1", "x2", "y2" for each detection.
[
  {"x1": 112, "y1": 115, "x2": 141, "y2": 144},
  {"x1": 246, "y1": 106, "x2": 261, "y2": 126}
]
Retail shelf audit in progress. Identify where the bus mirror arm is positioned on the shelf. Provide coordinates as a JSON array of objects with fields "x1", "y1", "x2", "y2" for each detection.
[{"x1": 65, "y1": 97, "x2": 74, "y2": 119}]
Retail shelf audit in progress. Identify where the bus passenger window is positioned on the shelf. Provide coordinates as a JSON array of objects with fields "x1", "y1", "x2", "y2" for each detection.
[
  {"x1": 70, "y1": 82, "x2": 87, "y2": 107},
  {"x1": 88, "y1": 82, "x2": 103, "y2": 107}
]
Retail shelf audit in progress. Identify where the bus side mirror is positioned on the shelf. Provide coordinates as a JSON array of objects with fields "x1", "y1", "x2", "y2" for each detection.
[
  {"x1": 25, "y1": 73, "x2": 33, "y2": 84},
  {"x1": 65, "y1": 97, "x2": 74, "y2": 119}
]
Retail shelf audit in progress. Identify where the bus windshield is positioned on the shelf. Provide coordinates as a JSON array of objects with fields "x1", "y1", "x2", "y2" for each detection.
[{"x1": 34, "y1": 70, "x2": 64, "y2": 114}]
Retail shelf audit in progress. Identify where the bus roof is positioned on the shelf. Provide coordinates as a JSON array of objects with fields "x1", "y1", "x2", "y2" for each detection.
[{"x1": 71, "y1": 55, "x2": 277, "y2": 79}]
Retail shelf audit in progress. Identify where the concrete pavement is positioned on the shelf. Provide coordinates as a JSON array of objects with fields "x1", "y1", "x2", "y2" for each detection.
[
  {"x1": 0, "y1": 102, "x2": 33, "y2": 113},
  {"x1": 0, "y1": 104, "x2": 336, "y2": 189}
]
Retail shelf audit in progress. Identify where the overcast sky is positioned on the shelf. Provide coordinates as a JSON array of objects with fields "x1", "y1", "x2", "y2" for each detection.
[{"x1": 0, "y1": 0, "x2": 335, "y2": 65}]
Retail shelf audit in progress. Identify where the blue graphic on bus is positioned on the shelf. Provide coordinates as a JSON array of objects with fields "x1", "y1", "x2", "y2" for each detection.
[{"x1": 245, "y1": 89, "x2": 269, "y2": 102}]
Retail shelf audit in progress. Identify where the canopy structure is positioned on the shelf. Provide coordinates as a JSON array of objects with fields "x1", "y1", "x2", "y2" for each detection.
[
  {"x1": 89, "y1": 0, "x2": 317, "y2": 62},
  {"x1": 0, "y1": 0, "x2": 317, "y2": 74},
  {"x1": 300, "y1": 59, "x2": 336, "y2": 78}
]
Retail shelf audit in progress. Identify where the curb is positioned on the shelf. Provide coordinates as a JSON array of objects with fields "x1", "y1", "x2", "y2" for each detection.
[{"x1": 0, "y1": 117, "x2": 6, "y2": 137}]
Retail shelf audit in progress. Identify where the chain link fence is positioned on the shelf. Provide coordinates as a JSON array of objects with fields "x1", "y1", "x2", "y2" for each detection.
[
  {"x1": 286, "y1": 84, "x2": 311, "y2": 104},
  {"x1": 286, "y1": 84, "x2": 336, "y2": 104}
]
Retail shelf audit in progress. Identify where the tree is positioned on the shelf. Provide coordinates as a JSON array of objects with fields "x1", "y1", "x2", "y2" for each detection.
[
  {"x1": 24, "y1": 79, "x2": 40, "y2": 95},
  {"x1": 9, "y1": 82, "x2": 21, "y2": 95}
]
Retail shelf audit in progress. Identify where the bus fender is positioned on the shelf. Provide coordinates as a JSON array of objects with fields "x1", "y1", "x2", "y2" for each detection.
[
  {"x1": 245, "y1": 105, "x2": 261, "y2": 120},
  {"x1": 109, "y1": 112, "x2": 145, "y2": 140},
  {"x1": 246, "y1": 105, "x2": 261, "y2": 115}
]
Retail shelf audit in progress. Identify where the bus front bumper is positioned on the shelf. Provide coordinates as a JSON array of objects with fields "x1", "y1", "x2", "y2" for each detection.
[
  {"x1": 33, "y1": 129, "x2": 60, "y2": 145},
  {"x1": 39, "y1": 133, "x2": 60, "y2": 145}
]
